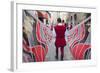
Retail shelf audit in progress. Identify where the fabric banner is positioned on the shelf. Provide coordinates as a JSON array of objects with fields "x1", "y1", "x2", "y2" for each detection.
[
  {"x1": 36, "y1": 20, "x2": 53, "y2": 45},
  {"x1": 67, "y1": 23, "x2": 85, "y2": 49},
  {"x1": 67, "y1": 16, "x2": 91, "y2": 49}
]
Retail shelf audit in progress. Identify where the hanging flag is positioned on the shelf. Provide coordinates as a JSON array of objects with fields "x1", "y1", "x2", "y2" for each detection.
[
  {"x1": 67, "y1": 23, "x2": 85, "y2": 49},
  {"x1": 36, "y1": 20, "x2": 53, "y2": 45}
]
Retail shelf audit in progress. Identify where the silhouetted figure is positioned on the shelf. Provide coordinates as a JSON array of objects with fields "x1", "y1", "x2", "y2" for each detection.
[{"x1": 54, "y1": 18, "x2": 66, "y2": 60}]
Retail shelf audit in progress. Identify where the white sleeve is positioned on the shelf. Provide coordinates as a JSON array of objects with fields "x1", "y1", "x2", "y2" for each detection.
[
  {"x1": 65, "y1": 29, "x2": 69, "y2": 41},
  {"x1": 52, "y1": 28, "x2": 56, "y2": 38}
]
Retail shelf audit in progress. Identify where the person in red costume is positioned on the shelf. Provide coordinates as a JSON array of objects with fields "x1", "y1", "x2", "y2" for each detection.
[{"x1": 54, "y1": 18, "x2": 66, "y2": 60}]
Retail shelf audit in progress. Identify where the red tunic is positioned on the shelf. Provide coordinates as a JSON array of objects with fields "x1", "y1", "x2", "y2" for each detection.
[{"x1": 54, "y1": 25, "x2": 66, "y2": 47}]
